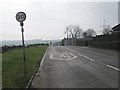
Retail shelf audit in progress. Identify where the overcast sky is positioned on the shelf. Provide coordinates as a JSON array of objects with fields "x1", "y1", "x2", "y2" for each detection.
[{"x1": 0, "y1": 0, "x2": 119, "y2": 40}]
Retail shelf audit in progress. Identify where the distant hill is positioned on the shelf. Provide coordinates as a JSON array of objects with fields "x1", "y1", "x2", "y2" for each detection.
[{"x1": 1, "y1": 39, "x2": 61, "y2": 46}]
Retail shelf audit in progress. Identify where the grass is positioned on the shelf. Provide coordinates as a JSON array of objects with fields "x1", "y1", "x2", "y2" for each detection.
[
  {"x1": 2, "y1": 45, "x2": 48, "y2": 88},
  {"x1": 0, "y1": 53, "x2": 2, "y2": 89}
]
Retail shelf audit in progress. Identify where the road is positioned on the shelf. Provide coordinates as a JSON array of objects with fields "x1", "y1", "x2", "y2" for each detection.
[{"x1": 30, "y1": 46, "x2": 119, "y2": 88}]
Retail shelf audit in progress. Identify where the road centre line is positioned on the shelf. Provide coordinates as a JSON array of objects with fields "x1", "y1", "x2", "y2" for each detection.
[
  {"x1": 79, "y1": 53, "x2": 94, "y2": 61},
  {"x1": 64, "y1": 47, "x2": 120, "y2": 71},
  {"x1": 65, "y1": 47, "x2": 94, "y2": 61},
  {"x1": 99, "y1": 62, "x2": 120, "y2": 71},
  {"x1": 40, "y1": 53, "x2": 46, "y2": 68},
  {"x1": 106, "y1": 65, "x2": 120, "y2": 71}
]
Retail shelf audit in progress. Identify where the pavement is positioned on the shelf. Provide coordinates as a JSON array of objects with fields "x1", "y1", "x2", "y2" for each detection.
[{"x1": 30, "y1": 46, "x2": 119, "y2": 88}]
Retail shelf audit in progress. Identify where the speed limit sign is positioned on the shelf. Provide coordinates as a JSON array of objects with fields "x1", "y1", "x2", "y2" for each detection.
[
  {"x1": 16, "y1": 12, "x2": 26, "y2": 22},
  {"x1": 15, "y1": 12, "x2": 26, "y2": 76}
]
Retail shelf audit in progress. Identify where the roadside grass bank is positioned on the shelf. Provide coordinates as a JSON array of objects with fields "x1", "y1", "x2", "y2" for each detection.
[
  {"x1": 0, "y1": 53, "x2": 2, "y2": 89},
  {"x1": 2, "y1": 45, "x2": 48, "y2": 88}
]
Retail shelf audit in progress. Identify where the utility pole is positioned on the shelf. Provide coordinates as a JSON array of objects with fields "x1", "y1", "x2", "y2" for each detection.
[
  {"x1": 67, "y1": 27, "x2": 68, "y2": 46},
  {"x1": 46, "y1": 40, "x2": 48, "y2": 45},
  {"x1": 101, "y1": 19, "x2": 107, "y2": 32}
]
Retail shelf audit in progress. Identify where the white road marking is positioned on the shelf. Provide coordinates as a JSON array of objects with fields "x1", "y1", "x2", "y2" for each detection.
[
  {"x1": 65, "y1": 47, "x2": 94, "y2": 61},
  {"x1": 64, "y1": 47, "x2": 120, "y2": 72},
  {"x1": 60, "y1": 54, "x2": 65, "y2": 58},
  {"x1": 99, "y1": 62, "x2": 120, "y2": 71},
  {"x1": 50, "y1": 54, "x2": 53, "y2": 58},
  {"x1": 65, "y1": 54, "x2": 70, "y2": 57},
  {"x1": 99, "y1": 62, "x2": 106, "y2": 66},
  {"x1": 40, "y1": 53, "x2": 46, "y2": 68},
  {"x1": 79, "y1": 53, "x2": 94, "y2": 61},
  {"x1": 106, "y1": 65, "x2": 120, "y2": 71},
  {"x1": 61, "y1": 54, "x2": 66, "y2": 58},
  {"x1": 69, "y1": 53, "x2": 76, "y2": 57},
  {"x1": 60, "y1": 54, "x2": 63, "y2": 57},
  {"x1": 50, "y1": 53, "x2": 77, "y2": 61}
]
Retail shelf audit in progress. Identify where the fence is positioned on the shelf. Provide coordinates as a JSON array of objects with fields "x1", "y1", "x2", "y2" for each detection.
[
  {"x1": 90, "y1": 32, "x2": 119, "y2": 50},
  {"x1": 75, "y1": 32, "x2": 119, "y2": 50}
]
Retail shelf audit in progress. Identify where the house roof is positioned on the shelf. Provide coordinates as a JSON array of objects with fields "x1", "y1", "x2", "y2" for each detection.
[{"x1": 112, "y1": 24, "x2": 120, "y2": 31}]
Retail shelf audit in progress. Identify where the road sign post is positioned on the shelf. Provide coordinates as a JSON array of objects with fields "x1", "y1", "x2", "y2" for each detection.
[{"x1": 16, "y1": 12, "x2": 26, "y2": 76}]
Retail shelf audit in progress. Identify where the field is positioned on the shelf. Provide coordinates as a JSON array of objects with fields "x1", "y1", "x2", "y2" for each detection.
[{"x1": 2, "y1": 45, "x2": 48, "y2": 88}]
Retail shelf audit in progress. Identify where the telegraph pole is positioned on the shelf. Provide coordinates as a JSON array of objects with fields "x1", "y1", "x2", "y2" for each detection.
[
  {"x1": 101, "y1": 19, "x2": 107, "y2": 31},
  {"x1": 67, "y1": 27, "x2": 68, "y2": 46}
]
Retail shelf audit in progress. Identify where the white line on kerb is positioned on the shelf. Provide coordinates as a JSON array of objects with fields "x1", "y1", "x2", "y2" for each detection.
[{"x1": 40, "y1": 53, "x2": 46, "y2": 67}]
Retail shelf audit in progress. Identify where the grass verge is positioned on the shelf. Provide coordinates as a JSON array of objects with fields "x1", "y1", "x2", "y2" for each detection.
[
  {"x1": 2, "y1": 45, "x2": 48, "y2": 88},
  {"x1": 0, "y1": 53, "x2": 2, "y2": 89}
]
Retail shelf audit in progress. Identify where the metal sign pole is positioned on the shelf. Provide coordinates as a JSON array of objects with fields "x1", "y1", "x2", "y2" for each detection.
[
  {"x1": 21, "y1": 22, "x2": 26, "y2": 76},
  {"x1": 16, "y1": 12, "x2": 26, "y2": 77}
]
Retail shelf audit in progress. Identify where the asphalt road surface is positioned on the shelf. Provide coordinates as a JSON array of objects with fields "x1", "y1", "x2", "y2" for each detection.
[{"x1": 31, "y1": 46, "x2": 119, "y2": 88}]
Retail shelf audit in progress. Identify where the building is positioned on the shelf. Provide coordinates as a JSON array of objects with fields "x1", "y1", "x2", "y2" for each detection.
[
  {"x1": 61, "y1": 38, "x2": 72, "y2": 46},
  {"x1": 112, "y1": 24, "x2": 120, "y2": 33},
  {"x1": 61, "y1": 37, "x2": 92, "y2": 46}
]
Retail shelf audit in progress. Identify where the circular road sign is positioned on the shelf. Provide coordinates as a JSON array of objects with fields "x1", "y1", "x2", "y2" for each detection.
[{"x1": 16, "y1": 12, "x2": 26, "y2": 22}]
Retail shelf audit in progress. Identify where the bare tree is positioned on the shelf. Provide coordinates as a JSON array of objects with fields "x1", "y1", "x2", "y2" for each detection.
[
  {"x1": 82, "y1": 31, "x2": 87, "y2": 38},
  {"x1": 67, "y1": 25, "x2": 83, "y2": 38},
  {"x1": 81, "y1": 29, "x2": 96, "y2": 46},
  {"x1": 65, "y1": 25, "x2": 83, "y2": 45},
  {"x1": 83, "y1": 29, "x2": 96, "y2": 38}
]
